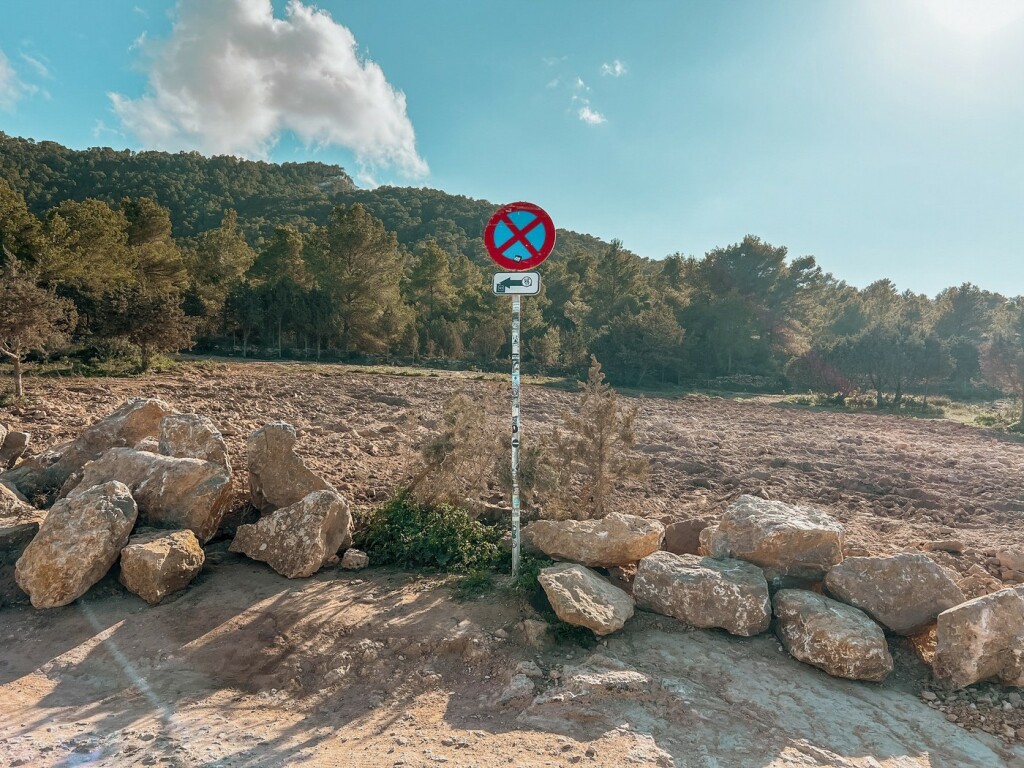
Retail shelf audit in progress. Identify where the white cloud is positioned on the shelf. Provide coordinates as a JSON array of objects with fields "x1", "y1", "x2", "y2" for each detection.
[
  {"x1": 111, "y1": 0, "x2": 428, "y2": 180},
  {"x1": 573, "y1": 76, "x2": 588, "y2": 91},
  {"x1": 600, "y1": 59, "x2": 627, "y2": 77},
  {"x1": 20, "y1": 52, "x2": 51, "y2": 79},
  {"x1": 578, "y1": 105, "x2": 606, "y2": 125},
  {"x1": 0, "y1": 49, "x2": 24, "y2": 109}
]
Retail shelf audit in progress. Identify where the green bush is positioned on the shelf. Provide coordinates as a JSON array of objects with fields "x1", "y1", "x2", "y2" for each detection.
[{"x1": 354, "y1": 493, "x2": 503, "y2": 572}]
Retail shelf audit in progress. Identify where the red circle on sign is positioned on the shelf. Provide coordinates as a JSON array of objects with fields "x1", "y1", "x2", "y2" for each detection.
[{"x1": 483, "y1": 201, "x2": 556, "y2": 271}]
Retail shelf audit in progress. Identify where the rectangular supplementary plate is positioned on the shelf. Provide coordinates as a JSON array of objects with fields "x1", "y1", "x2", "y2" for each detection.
[{"x1": 491, "y1": 271, "x2": 541, "y2": 295}]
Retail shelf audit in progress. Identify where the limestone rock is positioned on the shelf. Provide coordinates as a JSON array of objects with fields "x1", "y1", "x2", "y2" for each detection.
[
  {"x1": 633, "y1": 551, "x2": 771, "y2": 636},
  {"x1": 1, "y1": 399, "x2": 174, "y2": 498},
  {"x1": 697, "y1": 524, "x2": 717, "y2": 556},
  {"x1": 119, "y1": 529, "x2": 205, "y2": 605},
  {"x1": 247, "y1": 423, "x2": 333, "y2": 514},
  {"x1": 229, "y1": 490, "x2": 352, "y2": 578},
  {"x1": 538, "y1": 563, "x2": 635, "y2": 636},
  {"x1": 0, "y1": 479, "x2": 29, "y2": 513},
  {"x1": 824, "y1": 553, "x2": 965, "y2": 635},
  {"x1": 662, "y1": 518, "x2": 709, "y2": 556},
  {"x1": 934, "y1": 586, "x2": 1024, "y2": 688},
  {"x1": 705, "y1": 495, "x2": 844, "y2": 579},
  {"x1": 773, "y1": 589, "x2": 893, "y2": 682},
  {"x1": 523, "y1": 513, "x2": 664, "y2": 567},
  {"x1": 0, "y1": 424, "x2": 5, "y2": 450},
  {"x1": 67, "y1": 448, "x2": 231, "y2": 543},
  {"x1": 909, "y1": 624, "x2": 938, "y2": 668},
  {"x1": 341, "y1": 548, "x2": 369, "y2": 570},
  {"x1": 15, "y1": 481, "x2": 137, "y2": 608},
  {"x1": 997, "y1": 547, "x2": 1024, "y2": 574},
  {"x1": 0, "y1": 430, "x2": 29, "y2": 469},
  {"x1": 159, "y1": 414, "x2": 230, "y2": 470},
  {"x1": 0, "y1": 487, "x2": 45, "y2": 564},
  {"x1": 516, "y1": 618, "x2": 550, "y2": 648},
  {"x1": 134, "y1": 437, "x2": 160, "y2": 452}
]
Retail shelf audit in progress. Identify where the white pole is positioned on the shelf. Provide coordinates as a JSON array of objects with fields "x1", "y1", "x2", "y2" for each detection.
[{"x1": 511, "y1": 294, "x2": 522, "y2": 577}]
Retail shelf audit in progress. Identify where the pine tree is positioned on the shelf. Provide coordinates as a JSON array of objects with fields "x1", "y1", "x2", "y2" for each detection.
[
  {"x1": 554, "y1": 357, "x2": 648, "y2": 518},
  {"x1": 0, "y1": 262, "x2": 77, "y2": 396}
]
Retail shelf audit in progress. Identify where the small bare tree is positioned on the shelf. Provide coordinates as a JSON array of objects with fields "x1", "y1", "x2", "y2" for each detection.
[
  {"x1": 553, "y1": 356, "x2": 648, "y2": 518},
  {"x1": 0, "y1": 261, "x2": 76, "y2": 398},
  {"x1": 410, "y1": 386, "x2": 557, "y2": 513},
  {"x1": 410, "y1": 389, "x2": 502, "y2": 507}
]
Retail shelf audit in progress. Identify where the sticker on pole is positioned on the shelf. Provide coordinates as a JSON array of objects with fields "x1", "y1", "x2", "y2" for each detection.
[
  {"x1": 483, "y1": 201, "x2": 556, "y2": 271},
  {"x1": 492, "y1": 271, "x2": 541, "y2": 295}
]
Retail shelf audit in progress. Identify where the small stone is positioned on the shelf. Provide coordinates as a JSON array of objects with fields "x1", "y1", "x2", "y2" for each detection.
[
  {"x1": 922, "y1": 691, "x2": 938, "y2": 701},
  {"x1": 341, "y1": 548, "x2": 369, "y2": 570}
]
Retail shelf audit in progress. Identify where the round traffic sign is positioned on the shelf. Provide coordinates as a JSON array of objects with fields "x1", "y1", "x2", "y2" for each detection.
[{"x1": 483, "y1": 201, "x2": 556, "y2": 271}]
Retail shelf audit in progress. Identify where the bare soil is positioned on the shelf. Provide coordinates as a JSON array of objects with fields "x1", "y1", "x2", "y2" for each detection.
[{"x1": 2, "y1": 361, "x2": 1024, "y2": 767}]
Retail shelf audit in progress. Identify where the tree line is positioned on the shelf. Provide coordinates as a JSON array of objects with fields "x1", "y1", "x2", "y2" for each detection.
[{"x1": 1, "y1": 134, "x2": 1024, "y2": 420}]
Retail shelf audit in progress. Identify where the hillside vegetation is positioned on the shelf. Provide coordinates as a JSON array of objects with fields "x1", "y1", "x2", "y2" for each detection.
[{"x1": 1, "y1": 132, "x2": 1024, "y2": 416}]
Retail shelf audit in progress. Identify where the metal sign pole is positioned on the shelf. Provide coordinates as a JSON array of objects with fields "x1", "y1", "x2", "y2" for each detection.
[{"x1": 511, "y1": 294, "x2": 522, "y2": 577}]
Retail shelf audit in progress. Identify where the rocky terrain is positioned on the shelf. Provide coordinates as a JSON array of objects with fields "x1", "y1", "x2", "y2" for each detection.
[{"x1": 2, "y1": 360, "x2": 1024, "y2": 767}]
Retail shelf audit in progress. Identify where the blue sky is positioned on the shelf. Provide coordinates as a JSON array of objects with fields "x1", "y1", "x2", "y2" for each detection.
[{"x1": 1, "y1": 0, "x2": 1023, "y2": 296}]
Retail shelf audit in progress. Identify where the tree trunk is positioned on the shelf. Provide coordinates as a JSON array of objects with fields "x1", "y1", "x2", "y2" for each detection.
[
  {"x1": 140, "y1": 343, "x2": 152, "y2": 372},
  {"x1": 13, "y1": 356, "x2": 23, "y2": 399}
]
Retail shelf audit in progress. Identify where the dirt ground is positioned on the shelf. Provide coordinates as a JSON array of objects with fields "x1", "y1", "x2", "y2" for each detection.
[{"x1": 2, "y1": 361, "x2": 1024, "y2": 767}]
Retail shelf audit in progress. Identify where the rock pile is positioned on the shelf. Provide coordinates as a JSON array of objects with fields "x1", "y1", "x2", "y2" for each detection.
[
  {"x1": 0, "y1": 400, "x2": 363, "y2": 609},
  {"x1": 524, "y1": 494, "x2": 1024, "y2": 693}
]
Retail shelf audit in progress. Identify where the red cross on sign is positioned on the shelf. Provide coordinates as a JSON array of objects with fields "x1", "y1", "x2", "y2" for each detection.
[{"x1": 483, "y1": 202, "x2": 556, "y2": 271}]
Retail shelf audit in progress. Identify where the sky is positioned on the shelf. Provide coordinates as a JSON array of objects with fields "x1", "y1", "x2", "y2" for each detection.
[{"x1": 1, "y1": 0, "x2": 1023, "y2": 296}]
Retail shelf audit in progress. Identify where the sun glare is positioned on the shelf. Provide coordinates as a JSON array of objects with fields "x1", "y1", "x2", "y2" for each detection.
[{"x1": 923, "y1": 0, "x2": 1024, "y2": 40}]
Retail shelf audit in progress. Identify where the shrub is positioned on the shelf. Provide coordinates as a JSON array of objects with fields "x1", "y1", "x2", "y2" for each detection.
[{"x1": 354, "y1": 492, "x2": 503, "y2": 572}]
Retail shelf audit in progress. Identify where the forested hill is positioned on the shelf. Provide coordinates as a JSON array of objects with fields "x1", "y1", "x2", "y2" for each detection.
[
  {"x1": 0, "y1": 132, "x2": 609, "y2": 265},
  {"x1": 3, "y1": 131, "x2": 1024, "y2": 413}
]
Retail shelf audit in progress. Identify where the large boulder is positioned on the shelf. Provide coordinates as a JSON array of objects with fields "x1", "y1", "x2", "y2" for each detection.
[
  {"x1": 824, "y1": 553, "x2": 965, "y2": 635},
  {"x1": 0, "y1": 486, "x2": 45, "y2": 564},
  {"x1": 0, "y1": 430, "x2": 30, "y2": 469},
  {"x1": 773, "y1": 589, "x2": 893, "y2": 682},
  {"x1": 704, "y1": 495, "x2": 844, "y2": 579},
  {"x1": 633, "y1": 551, "x2": 771, "y2": 636},
  {"x1": 523, "y1": 513, "x2": 664, "y2": 567},
  {"x1": 119, "y1": 529, "x2": 205, "y2": 605},
  {"x1": 934, "y1": 586, "x2": 1024, "y2": 688},
  {"x1": 15, "y1": 481, "x2": 137, "y2": 608},
  {"x1": 247, "y1": 423, "x2": 332, "y2": 513},
  {"x1": 538, "y1": 563, "x2": 635, "y2": 636},
  {"x1": 229, "y1": 490, "x2": 351, "y2": 578},
  {"x1": 1, "y1": 399, "x2": 174, "y2": 499},
  {"x1": 158, "y1": 414, "x2": 230, "y2": 470},
  {"x1": 66, "y1": 448, "x2": 231, "y2": 543}
]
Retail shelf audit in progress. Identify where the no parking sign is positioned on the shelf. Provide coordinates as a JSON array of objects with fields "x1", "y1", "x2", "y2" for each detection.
[
  {"x1": 484, "y1": 202, "x2": 556, "y2": 270},
  {"x1": 484, "y1": 201, "x2": 555, "y2": 578}
]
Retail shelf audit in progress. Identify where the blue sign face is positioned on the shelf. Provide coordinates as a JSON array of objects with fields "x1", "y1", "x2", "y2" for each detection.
[{"x1": 484, "y1": 202, "x2": 556, "y2": 270}]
